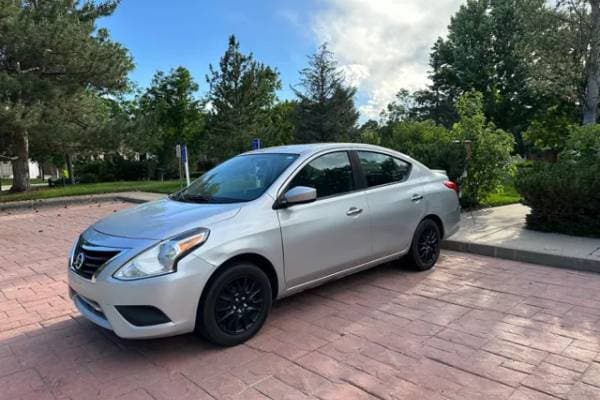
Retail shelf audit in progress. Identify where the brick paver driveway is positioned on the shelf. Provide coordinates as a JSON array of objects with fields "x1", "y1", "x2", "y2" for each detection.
[{"x1": 2, "y1": 202, "x2": 600, "y2": 400}]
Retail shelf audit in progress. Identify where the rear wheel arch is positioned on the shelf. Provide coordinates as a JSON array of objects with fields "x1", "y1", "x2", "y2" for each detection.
[{"x1": 421, "y1": 214, "x2": 444, "y2": 239}]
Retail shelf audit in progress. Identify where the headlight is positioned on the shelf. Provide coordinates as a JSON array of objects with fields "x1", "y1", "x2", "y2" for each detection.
[
  {"x1": 113, "y1": 228, "x2": 210, "y2": 281},
  {"x1": 68, "y1": 237, "x2": 79, "y2": 267}
]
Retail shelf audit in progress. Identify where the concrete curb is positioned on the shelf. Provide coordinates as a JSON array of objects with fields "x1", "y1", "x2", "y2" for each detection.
[
  {"x1": 0, "y1": 192, "x2": 163, "y2": 212},
  {"x1": 442, "y1": 239, "x2": 600, "y2": 274}
]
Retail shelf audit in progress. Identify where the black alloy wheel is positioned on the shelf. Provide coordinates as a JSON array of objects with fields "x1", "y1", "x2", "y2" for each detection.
[
  {"x1": 417, "y1": 225, "x2": 439, "y2": 265},
  {"x1": 215, "y1": 275, "x2": 265, "y2": 335},
  {"x1": 196, "y1": 263, "x2": 272, "y2": 346},
  {"x1": 407, "y1": 219, "x2": 441, "y2": 271}
]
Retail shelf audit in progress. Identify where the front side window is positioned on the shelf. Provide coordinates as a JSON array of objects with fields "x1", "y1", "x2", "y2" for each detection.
[
  {"x1": 289, "y1": 152, "x2": 354, "y2": 198},
  {"x1": 358, "y1": 151, "x2": 411, "y2": 187},
  {"x1": 172, "y1": 153, "x2": 298, "y2": 203}
]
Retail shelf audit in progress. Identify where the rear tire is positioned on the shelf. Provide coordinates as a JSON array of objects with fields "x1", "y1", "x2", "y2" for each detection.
[
  {"x1": 196, "y1": 263, "x2": 272, "y2": 346},
  {"x1": 406, "y1": 219, "x2": 441, "y2": 271}
]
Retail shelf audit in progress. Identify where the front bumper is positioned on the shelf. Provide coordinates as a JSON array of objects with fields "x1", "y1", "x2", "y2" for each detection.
[{"x1": 68, "y1": 252, "x2": 217, "y2": 339}]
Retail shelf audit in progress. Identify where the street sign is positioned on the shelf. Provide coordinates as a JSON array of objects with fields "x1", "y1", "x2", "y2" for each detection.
[
  {"x1": 180, "y1": 144, "x2": 187, "y2": 163},
  {"x1": 252, "y1": 138, "x2": 261, "y2": 150},
  {"x1": 175, "y1": 144, "x2": 181, "y2": 158}
]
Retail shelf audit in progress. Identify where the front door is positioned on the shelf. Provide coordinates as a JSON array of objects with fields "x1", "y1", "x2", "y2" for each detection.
[{"x1": 277, "y1": 151, "x2": 371, "y2": 288}]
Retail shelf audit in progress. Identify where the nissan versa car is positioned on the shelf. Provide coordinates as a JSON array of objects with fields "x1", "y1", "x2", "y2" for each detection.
[{"x1": 68, "y1": 143, "x2": 460, "y2": 346}]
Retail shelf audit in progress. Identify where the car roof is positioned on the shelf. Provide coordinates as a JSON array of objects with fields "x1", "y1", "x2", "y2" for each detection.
[
  {"x1": 244, "y1": 143, "x2": 405, "y2": 157},
  {"x1": 243, "y1": 143, "x2": 432, "y2": 174}
]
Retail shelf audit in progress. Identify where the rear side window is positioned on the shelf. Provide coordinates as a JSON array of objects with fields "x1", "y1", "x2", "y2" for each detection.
[
  {"x1": 289, "y1": 152, "x2": 355, "y2": 198},
  {"x1": 357, "y1": 151, "x2": 411, "y2": 187}
]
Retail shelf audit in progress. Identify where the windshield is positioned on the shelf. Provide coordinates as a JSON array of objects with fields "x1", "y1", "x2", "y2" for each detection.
[{"x1": 171, "y1": 153, "x2": 298, "y2": 203}]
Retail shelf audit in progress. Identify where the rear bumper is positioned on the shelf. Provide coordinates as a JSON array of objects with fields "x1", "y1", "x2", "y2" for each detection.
[
  {"x1": 441, "y1": 205, "x2": 461, "y2": 240},
  {"x1": 68, "y1": 253, "x2": 217, "y2": 339}
]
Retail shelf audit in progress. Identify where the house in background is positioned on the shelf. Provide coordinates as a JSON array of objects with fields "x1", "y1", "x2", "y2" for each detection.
[{"x1": 0, "y1": 160, "x2": 43, "y2": 179}]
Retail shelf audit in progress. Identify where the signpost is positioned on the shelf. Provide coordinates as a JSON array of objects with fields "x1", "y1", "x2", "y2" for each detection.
[
  {"x1": 181, "y1": 144, "x2": 190, "y2": 186},
  {"x1": 175, "y1": 144, "x2": 190, "y2": 187},
  {"x1": 252, "y1": 138, "x2": 261, "y2": 150}
]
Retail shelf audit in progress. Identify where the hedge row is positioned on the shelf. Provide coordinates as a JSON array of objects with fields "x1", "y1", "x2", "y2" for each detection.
[
  {"x1": 515, "y1": 160, "x2": 600, "y2": 237},
  {"x1": 75, "y1": 158, "x2": 160, "y2": 183},
  {"x1": 74, "y1": 157, "x2": 211, "y2": 183}
]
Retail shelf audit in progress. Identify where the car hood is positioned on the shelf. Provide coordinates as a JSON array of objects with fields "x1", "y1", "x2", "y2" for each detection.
[{"x1": 93, "y1": 198, "x2": 241, "y2": 240}]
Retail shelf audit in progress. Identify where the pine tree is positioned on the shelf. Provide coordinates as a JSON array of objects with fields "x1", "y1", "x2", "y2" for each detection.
[
  {"x1": 0, "y1": 0, "x2": 132, "y2": 192},
  {"x1": 292, "y1": 44, "x2": 359, "y2": 143},
  {"x1": 206, "y1": 35, "x2": 280, "y2": 160}
]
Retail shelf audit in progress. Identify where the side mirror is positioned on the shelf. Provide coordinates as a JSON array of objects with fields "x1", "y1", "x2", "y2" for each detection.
[{"x1": 276, "y1": 186, "x2": 317, "y2": 208}]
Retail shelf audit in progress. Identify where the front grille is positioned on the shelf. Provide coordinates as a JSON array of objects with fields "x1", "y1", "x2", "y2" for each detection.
[{"x1": 72, "y1": 245, "x2": 120, "y2": 279}]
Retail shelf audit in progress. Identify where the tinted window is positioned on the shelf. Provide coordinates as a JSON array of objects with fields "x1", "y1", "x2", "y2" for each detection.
[
  {"x1": 172, "y1": 153, "x2": 298, "y2": 203},
  {"x1": 289, "y1": 152, "x2": 354, "y2": 198},
  {"x1": 358, "y1": 151, "x2": 411, "y2": 187}
]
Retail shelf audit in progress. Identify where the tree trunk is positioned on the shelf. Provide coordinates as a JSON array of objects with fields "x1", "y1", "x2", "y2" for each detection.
[
  {"x1": 9, "y1": 131, "x2": 30, "y2": 193},
  {"x1": 583, "y1": 0, "x2": 600, "y2": 124},
  {"x1": 65, "y1": 153, "x2": 74, "y2": 184}
]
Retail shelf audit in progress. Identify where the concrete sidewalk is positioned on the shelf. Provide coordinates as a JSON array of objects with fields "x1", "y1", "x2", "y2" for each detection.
[{"x1": 443, "y1": 203, "x2": 600, "y2": 273}]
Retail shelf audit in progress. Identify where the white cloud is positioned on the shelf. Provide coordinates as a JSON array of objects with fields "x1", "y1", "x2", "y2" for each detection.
[{"x1": 311, "y1": 0, "x2": 463, "y2": 119}]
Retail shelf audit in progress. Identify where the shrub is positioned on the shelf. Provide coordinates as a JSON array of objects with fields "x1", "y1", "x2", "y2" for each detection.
[
  {"x1": 75, "y1": 157, "x2": 159, "y2": 182},
  {"x1": 515, "y1": 159, "x2": 600, "y2": 237},
  {"x1": 523, "y1": 104, "x2": 577, "y2": 154},
  {"x1": 562, "y1": 124, "x2": 600, "y2": 160},
  {"x1": 450, "y1": 91, "x2": 515, "y2": 208},
  {"x1": 380, "y1": 120, "x2": 467, "y2": 183},
  {"x1": 516, "y1": 124, "x2": 600, "y2": 237},
  {"x1": 78, "y1": 173, "x2": 99, "y2": 184}
]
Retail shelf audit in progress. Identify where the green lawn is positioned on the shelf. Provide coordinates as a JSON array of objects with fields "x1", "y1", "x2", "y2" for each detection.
[
  {"x1": 481, "y1": 179, "x2": 521, "y2": 207},
  {"x1": 0, "y1": 180, "x2": 183, "y2": 203}
]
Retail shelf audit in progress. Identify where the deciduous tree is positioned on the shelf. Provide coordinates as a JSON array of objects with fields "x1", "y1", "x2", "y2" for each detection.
[
  {"x1": 136, "y1": 67, "x2": 205, "y2": 173},
  {"x1": 416, "y1": 0, "x2": 545, "y2": 153}
]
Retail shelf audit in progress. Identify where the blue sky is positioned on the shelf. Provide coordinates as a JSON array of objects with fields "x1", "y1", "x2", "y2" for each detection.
[
  {"x1": 100, "y1": 0, "x2": 322, "y2": 101},
  {"x1": 99, "y1": 0, "x2": 462, "y2": 119}
]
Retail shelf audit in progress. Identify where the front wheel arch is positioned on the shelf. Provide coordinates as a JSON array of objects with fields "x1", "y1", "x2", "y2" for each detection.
[{"x1": 201, "y1": 253, "x2": 279, "y2": 307}]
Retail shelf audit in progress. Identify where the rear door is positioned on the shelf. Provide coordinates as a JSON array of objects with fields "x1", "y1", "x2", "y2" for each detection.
[
  {"x1": 356, "y1": 151, "x2": 426, "y2": 258},
  {"x1": 277, "y1": 151, "x2": 371, "y2": 288}
]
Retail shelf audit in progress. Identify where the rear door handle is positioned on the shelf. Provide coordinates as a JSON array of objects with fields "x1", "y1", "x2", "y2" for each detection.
[
  {"x1": 411, "y1": 194, "x2": 423, "y2": 202},
  {"x1": 346, "y1": 207, "x2": 363, "y2": 216}
]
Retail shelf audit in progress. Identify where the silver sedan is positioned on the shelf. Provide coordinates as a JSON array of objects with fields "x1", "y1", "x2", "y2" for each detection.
[{"x1": 68, "y1": 143, "x2": 460, "y2": 345}]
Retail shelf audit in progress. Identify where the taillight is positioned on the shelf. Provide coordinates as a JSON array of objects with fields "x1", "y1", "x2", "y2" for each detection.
[{"x1": 444, "y1": 180, "x2": 459, "y2": 194}]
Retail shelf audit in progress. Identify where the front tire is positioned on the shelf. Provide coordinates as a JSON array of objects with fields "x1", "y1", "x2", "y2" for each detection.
[
  {"x1": 196, "y1": 263, "x2": 272, "y2": 346},
  {"x1": 406, "y1": 219, "x2": 441, "y2": 271}
]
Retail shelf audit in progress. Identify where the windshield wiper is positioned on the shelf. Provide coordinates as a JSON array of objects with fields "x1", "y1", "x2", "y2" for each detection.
[
  {"x1": 168, "y1": 191, "x2": 212, "y2": 203},
  {"x1": 180, "y1": 194, "x2": 214, "y2": 203}
]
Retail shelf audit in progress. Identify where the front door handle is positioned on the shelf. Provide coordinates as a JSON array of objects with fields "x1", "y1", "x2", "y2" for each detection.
[
  {"x1": 411, "y1": 194, "x2": 424, "y2": 202},
  {"x1": 346, "y1": 207, "x2": 363, "y2": 216}
]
